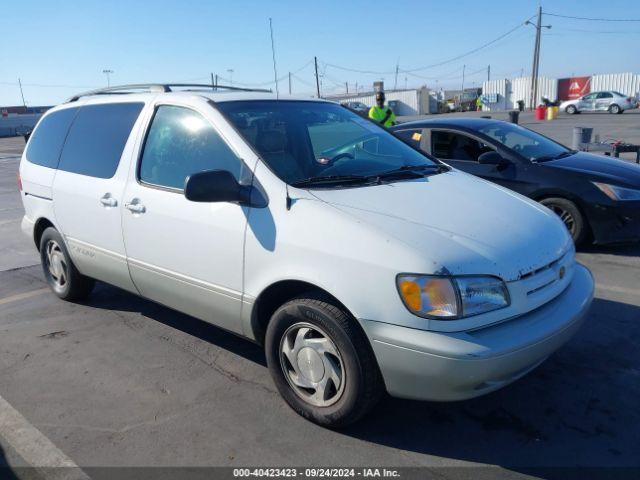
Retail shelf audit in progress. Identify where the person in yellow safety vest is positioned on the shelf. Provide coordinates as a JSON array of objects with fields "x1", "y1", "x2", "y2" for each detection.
[
  {"x1": 368, "y1": 92, "x2": 396, "y2": 127},
  {"x1": 476, "y1": 96, "x2": 483, "y2": 111}
]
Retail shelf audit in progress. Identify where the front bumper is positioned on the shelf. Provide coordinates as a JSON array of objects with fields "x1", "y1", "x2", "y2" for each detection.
[
  {"x1": 587, "y1": 201, "x2": 640, "y2": 244},
  {"x1": 360, "y1": 264, "x2": 594, "y2": 401}
]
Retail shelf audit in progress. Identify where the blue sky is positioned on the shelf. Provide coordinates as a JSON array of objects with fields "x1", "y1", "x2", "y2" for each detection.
[{"x1": 1, "y1": 0, "x2": 638, "y2": 105}]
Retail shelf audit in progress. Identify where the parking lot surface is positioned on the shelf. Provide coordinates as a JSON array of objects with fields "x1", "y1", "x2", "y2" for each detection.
[{"x1": 1, "y1": 116, "x2": 639, "y2": 479}]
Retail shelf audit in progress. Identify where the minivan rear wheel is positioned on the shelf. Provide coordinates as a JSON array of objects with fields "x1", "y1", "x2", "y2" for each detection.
[
  {"x1": 540, "y1": 197, "x2": 587, "y2": 245},
  {"x1": 265, "y1": 293, "x2": 382, "y2": 428},
  {"x1": 40, "y1": 227, "x2": 95, "y2": 301}
]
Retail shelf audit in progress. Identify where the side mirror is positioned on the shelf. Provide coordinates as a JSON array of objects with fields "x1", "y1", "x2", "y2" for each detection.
[
  {"x1": 478, "y1": 151, "x2": 508, "y2": 166},
  {"x1": 184, "y1": 170, "x2": 247, "y2": 203}
]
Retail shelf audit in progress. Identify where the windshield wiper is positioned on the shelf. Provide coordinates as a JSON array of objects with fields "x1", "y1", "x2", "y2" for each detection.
[
  {"x1": 291, "y1": 174, "x2": 371, "y2": 188},
  {"x1": 534, "y1": 150, "x2": 577, "y2": 162},
  {"x1": 371, "y1": 163, "x2": 449, "y2": 181}
]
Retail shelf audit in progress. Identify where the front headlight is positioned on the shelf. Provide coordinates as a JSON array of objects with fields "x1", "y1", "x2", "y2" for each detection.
[
  {"x1": 397, "y1": 274, "x2": 509, "y2": 319},
  {"x1": 593, "y1": 182, "x2": 640, "y2": 201}
]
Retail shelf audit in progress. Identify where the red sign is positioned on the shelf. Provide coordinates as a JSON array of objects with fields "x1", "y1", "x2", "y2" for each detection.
[{"x1": 558, "y1": 76, "x2": 591, "y2": 101}]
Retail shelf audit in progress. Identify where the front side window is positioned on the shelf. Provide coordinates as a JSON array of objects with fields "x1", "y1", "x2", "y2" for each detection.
[
  {"x1": 217, "y1": 100, "x2": 437, "y2": 186},
  {"x1": 431, "y1": 131, "x2": 494, "y2": 162},
  {"x1": 58, "y1": 103, "x2": 144, "y2": 178},
  {"x1": 582, "y1": 93, "x2": 596, "y2": 101},
  {"x1": 479, "y1": 122, "x2": 571, "y2": 162},
  {"x1": 25, "y1": 107, "x2": 79, "y2": 169},
  {"x1": 139, "y1": 105, "x2": 243, "y2": 190}
]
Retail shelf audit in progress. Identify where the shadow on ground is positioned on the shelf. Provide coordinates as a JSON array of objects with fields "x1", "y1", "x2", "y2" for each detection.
[
  {"x1": 580, "y1": 242, "x2": 640, "y2": 257},
  {"x1": 82, "y1": 280, "x2": 640, "y2": 476},
  {"x1": 0, "y1": 445, "x2": 19, "y2": 480}
]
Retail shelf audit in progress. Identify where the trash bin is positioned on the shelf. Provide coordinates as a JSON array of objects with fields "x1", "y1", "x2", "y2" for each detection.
[
  {"x1": 534, "y1": 105, "x2": 547, "y2": 120},
  {"x1": 508, "y1": 110, "x2": 519, "y2": 124},
  {"x1": 546, "y1": 107, "x2": 555, "y2": 121},
  {"x1": 572, "y1": 127, "x2": 593, "y2": 150},
  {"x1": 517, "y1": 100, "x2": 525, "y2": 112}
]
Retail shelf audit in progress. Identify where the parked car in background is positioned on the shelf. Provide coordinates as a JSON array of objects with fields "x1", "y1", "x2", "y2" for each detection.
[
  {"x1": 19, "y1": 85, "x2": 593, "y2": 427},
  {"x1": 392, "y1": 118, "x2": 640, "y2": 245},
  {"x1": 559, "y1": 91, "x2": 637, "y2": 114},
  {"x1": 340, "y1": 101, "x2": 369, "y2": 114}
]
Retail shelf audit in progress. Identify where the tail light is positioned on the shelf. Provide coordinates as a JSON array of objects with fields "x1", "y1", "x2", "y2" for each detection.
[{"x1": 17, "y1": 171, "x2": 22, "y2": 191}]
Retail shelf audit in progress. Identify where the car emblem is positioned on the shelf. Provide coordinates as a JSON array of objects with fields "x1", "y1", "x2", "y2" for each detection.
[{"x1": 559, "y1": 266, "x2": 566, "y2": 280}]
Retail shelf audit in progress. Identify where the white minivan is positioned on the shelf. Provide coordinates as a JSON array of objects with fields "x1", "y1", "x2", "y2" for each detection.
[{"x1": 19, "y1": 84, "x2": 594, "y2": 427}]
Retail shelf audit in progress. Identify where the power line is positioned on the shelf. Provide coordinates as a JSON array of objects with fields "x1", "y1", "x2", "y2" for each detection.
[
  {"x1": 322, "y1": 17, "x2": 532, "y2": 76},
  {"x1": 545, "y1": 12, "x2": 640, "y2": 22}
]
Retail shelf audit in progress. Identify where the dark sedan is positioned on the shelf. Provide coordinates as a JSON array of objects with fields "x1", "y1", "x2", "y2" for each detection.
[{"x1": 391, "y1": 118, "x2": 640, "y2": 245}]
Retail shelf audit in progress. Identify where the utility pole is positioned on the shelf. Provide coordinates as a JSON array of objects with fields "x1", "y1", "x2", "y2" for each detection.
[
  {"x1": 527, "y1": 7, "x2": 551, "y2": 109},
  {"x1": 345, "y1": 82, "x2": 348, "y2": 94},
  {"x1": 461, "y1": 64, "x2": 466, "y2": 95},
  {"x1": 394, "y1": 63, "x2": 399, "y2": 90},
  {"x1": 18, "y1": 78, "x2": 26, "y2": 109},
  {"x1": 211, "y1": 72, "x2": 215, "y2": 90},
  {"x1": 268, "y1": 18, "x2": 279, "y2": 97},
  {"x1": 215, "y1": 74, "x2": 218, "y2": 87},
  {"x1": 487, "y1": 65, "x2": 491, "y2": 82},
  {"x1": 314, "y1": 56, "x2": 321, "y2": 98},
  {"x1": 288, "y1": 72, "x2": 292, "y2": 94}
]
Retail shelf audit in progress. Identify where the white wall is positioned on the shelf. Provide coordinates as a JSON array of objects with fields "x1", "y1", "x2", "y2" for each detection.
[
  {"x1": 591, "y1": 73, "x2": 640, "y2": 99},
  {"x1": 326, "y1": 89, "x2": 425, "y2": 115}
]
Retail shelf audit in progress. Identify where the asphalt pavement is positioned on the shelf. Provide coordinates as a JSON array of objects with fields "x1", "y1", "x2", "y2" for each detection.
[{"x1": 0, "y1": 123, "x2": 639, "y2": 479}]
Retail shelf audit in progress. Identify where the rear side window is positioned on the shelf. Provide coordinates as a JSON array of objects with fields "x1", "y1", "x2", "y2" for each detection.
[
  {"x1": 58, "y1": 103, "x2": 144, "y2": 178},
  {"x1": 25, "y1": 107, "x2": 79, "y2": 168},
  {"x1": 139, "y1": 105, "x2": 243, "y2": 190}
]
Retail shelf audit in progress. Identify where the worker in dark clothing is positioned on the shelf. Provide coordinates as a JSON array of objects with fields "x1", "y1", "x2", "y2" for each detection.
[{"x1": 368, "y1": 92, "x2": 396, "y2": 127}]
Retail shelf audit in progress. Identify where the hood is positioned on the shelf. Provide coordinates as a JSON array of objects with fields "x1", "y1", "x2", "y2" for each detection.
[
  {"x1": 545, "y1": 151, "x2": 640, "y2": 187},
  {"x1": 309, "y1": 171, "x2": 572, "y2": 282},
  {"x1": 559, "y1": 99, "x2": 578, "y2": 108}
]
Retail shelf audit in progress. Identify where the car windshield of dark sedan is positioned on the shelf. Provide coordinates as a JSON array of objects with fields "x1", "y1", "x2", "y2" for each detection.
[
  {"x1": 479, "y1": 122, "x2": 572, "y2": 162},
  {"x1": 216, "y1": 100, "x2": 439, "y2": 186}
]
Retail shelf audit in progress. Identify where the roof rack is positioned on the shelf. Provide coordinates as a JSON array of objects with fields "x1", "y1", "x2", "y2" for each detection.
[{"x1": 66, "y1": 83, "x2": 272, "y2": 102}]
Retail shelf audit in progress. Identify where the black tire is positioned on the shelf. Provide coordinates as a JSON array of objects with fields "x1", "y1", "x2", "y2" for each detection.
[
  {"x1": 566, "y1": 105, "x2": 577, "y2": 115},
  {"x1": 40, "y1": 227, "x2": 95, "y2": 301},
  {"x1": 265, "y1": 293, "x2": 382, "y2": 428},
  {"x1": 540, "y1": 197, "x2": 587, "y2": 246},
  {"x1": 609, "y1": 104, "x2": 621, "y2": 114}
]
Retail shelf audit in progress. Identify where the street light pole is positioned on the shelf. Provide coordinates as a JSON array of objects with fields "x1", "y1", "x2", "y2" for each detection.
[
  {"x1": 102, "y1": 69, "x2": 113, "y2": 87},
  {"x1": 227, "y1": 69, "x2": 234, "y2": 85}
]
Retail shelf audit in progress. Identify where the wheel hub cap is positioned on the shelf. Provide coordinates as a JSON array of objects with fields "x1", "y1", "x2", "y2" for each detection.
[
  {"x1": 296, "y1": 347, "x2": 325, "y2": 382},
  {"x1": 279, "y1": 322, "x2": 345, "y2": 407}
]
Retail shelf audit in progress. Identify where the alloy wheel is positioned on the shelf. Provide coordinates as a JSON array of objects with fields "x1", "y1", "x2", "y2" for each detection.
[
  {"x1": 279, "y1": 322, "x2": 345, "y2": 407},
  {"x1": 548, "y1": 205, "x2": 576, "y2": 236}
]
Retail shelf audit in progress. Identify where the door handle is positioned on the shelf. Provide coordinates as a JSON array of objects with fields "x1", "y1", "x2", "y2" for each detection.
[
  {"x1": 100, "y1": 193, "x2": 118, "y2": 207},
  {"x1": 125, "y1": 199, "x2": 146, "y2": 214}
]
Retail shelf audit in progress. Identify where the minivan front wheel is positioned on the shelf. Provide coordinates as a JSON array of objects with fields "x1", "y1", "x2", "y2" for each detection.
[
  {"x1": 540, "y1": 197, "x2": 587, "y2": 245},
  {"x1": 40, "y1": 227, "x2": 95, "y2": 301},
  {"x1": 265, "y1": 294, "x2": 382, "y2": 427}
]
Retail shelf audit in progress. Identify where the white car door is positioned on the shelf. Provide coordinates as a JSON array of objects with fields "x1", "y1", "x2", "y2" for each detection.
[
  {"x1": 578, "y1": 93, "x2": 596, "y2": 111},
  {"x1": 121, "y1": 99, "x2": 250, "y2": 334},
  {"x1": 52, "y1": 100, "x2": 147, "y2": 292},
  {"x1": 595, "y1": 92, "x2": 613, "y2": 111}
]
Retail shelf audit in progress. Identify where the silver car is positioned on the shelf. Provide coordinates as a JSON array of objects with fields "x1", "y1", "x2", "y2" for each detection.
[{"x1": 560, "y1": 90, "x2": 637, "y2": 114}]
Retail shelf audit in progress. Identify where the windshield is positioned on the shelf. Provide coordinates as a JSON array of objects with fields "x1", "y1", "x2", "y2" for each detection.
[
  {"x1": 216, "y1": 100, "x2": 438, "y2": 186},
  {"x1": 478, "y1": 122, "x2": 571, "y2": 162}
]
